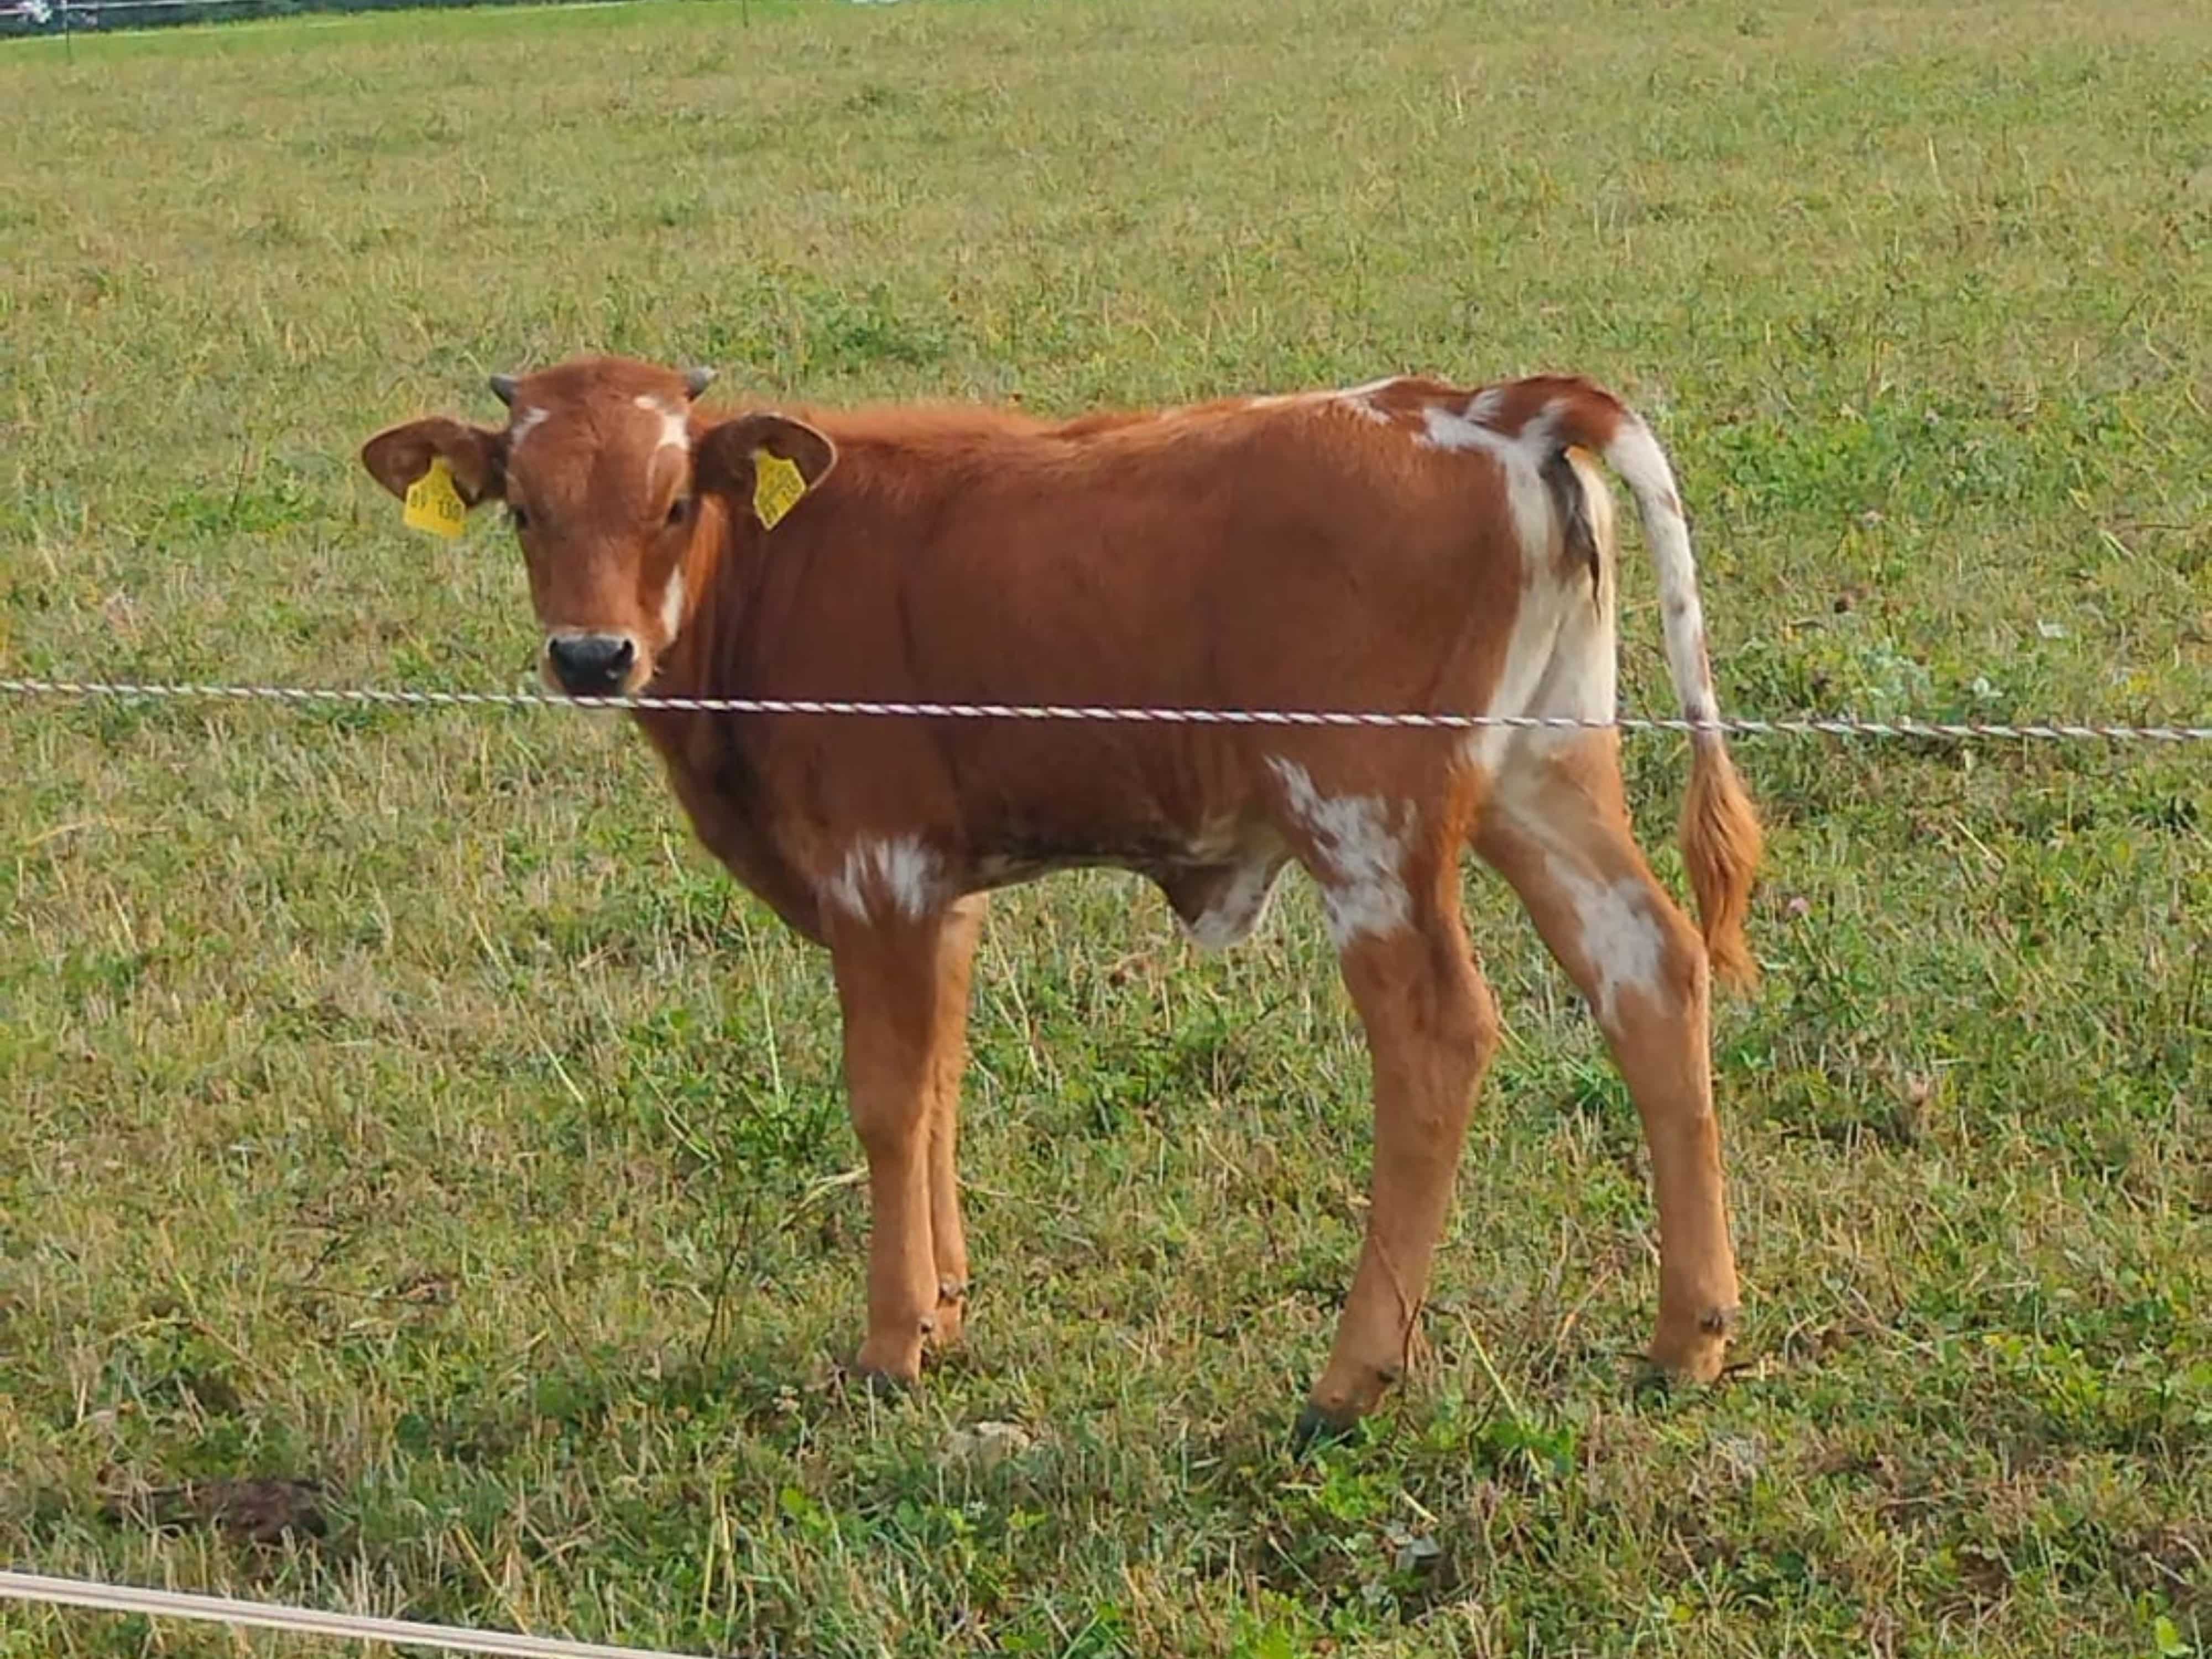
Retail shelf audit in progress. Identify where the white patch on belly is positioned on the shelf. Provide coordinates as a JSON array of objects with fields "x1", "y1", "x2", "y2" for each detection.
[
  {"x1": 826, "y1": 836, "x2": 941, "y2": 923},
  {"x1": 1180, "y1": 853, "x2": 1287, "y2": 951},
  {"x1": 1268, "y1": 759, "x2": 1410, "y2": 950},
  {"x1": 633, "y1": 394, "x2": 691, "y2": 455}
]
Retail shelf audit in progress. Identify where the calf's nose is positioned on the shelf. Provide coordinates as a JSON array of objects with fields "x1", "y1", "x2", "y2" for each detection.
[{"x1": 546, "y1": 634, "x2": 637, "y2": 696}]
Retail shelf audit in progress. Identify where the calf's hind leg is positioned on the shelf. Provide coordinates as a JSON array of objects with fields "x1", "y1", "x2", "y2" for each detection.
[
  {"x1": 1475, "y1": 733, "x2": 1740, "y2": 1382},
  {"x1": 1302, "y1": 831, "x2": 1500, "y2": 1438}
]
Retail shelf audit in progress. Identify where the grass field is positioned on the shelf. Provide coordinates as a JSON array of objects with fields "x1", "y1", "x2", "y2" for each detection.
[{"x1": 3, "y1": 0, "x2": 2210, "y2": 1653}]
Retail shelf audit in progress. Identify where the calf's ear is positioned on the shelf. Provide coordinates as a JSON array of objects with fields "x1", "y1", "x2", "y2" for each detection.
[
  {"x1": 359, "y1": 418, "x2": 507, "y2": 507},
  {"x1": 694, "y1": 413, "x2": 838, "y2": 531}
]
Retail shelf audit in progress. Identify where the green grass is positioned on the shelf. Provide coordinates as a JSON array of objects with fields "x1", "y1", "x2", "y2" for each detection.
[{"x1": 3, "y1": 0, "x2": 2209, "y2": 1653}]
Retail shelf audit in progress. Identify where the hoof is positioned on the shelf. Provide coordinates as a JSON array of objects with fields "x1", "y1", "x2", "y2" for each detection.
[
  {"x1": 927, "y1": 1284, "x2": 969, "y2": 1351},
  {"x1": 855, "y1": 1318, "x2": 931, "y2": 1388},
  {"x1": 1646, "y1": 1319, "x2": 1733, "y2": 1387},
  {"x1": 1291, "y1": 1402, "x2": 1360, "y2": 1457},
  {"x1": 849, "y1": 1352, "x2": 922, "y2": 1399},
  {"x1": 1634, "y1": 1337, "x2": 1733, "y2": 1404},
  {"x1": 851, "y1": 1367, "x2": 917, "y2": 1402}
]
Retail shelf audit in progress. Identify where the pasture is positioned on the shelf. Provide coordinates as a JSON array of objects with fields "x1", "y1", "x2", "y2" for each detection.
[{"x1": 2, "y1": 0, "x2": 2208, "y2": 1652}]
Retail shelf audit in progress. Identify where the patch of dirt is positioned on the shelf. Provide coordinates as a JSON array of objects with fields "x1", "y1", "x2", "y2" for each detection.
[{"x1": 102, "y1": 1477, "x2": 328, "y2": 1546}]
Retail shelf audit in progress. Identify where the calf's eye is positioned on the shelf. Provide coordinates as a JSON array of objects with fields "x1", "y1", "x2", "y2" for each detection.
[
  {"x1": 666, "y1": 498, "x2": 690, "y2": 528},
  {"x1": 508, "y1": 504, "x2": 531, "y2": 532}
]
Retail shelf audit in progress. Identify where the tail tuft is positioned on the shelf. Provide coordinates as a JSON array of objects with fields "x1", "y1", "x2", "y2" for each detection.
[{"x1": 1680, "y1": 735, "x2": 1762, "y2": 993}]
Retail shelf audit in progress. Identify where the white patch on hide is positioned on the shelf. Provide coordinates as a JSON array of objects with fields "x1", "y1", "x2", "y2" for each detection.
[
  {"x1": 633, "y1": 394, "x2": 691, "y2": 455},
  {"x1": 1415, "y1": 400, "x2": 1554, "y2": 561},
  {"x1": 826, "y1": 836, "x2": 942, "y2": 923},
  {"x1": 1333, "y1": 376, "x2": 1405, "y2": 425},
  {"x1": 1460, "y1": 580, "x2": 1567, "y2": 777},
  {"x1": 1268, "y1": 759, "x2": 1410, "y2": 950},
  {"x1": 1493, "y1": 446, "x2": 1619, "y2": 766},
  {"x1": 1547, "y1": 860, "x2": 1666, "y2": 1025}
]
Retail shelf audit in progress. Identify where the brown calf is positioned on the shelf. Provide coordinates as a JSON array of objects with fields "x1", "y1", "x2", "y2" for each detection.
[{"x1": 362, "y1": 356, "x2": 1761, "y2": 1437}]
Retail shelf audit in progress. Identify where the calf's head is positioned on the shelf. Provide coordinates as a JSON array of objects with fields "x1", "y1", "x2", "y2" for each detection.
[{"x1": 360, "y1": 356, "x2": 836, "y2": 696}]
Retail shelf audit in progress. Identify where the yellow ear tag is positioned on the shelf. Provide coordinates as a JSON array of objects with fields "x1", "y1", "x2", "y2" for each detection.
[
  {"x1": 752, "y1": 450, "x2": 808, "y2": 530},
  {"x1": 403, "y1": 457, "x2": 469, "y2": 540}
]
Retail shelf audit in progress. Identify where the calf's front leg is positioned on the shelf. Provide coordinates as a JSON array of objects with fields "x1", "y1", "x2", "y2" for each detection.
[
  {"x1": 924, "y1": 896, "x2": 986, "y2": 1348},
  {"x1": 1303, "y1": 851, "x2": 1499, "y2": 1439},
  {"x1": 828, "y1": 903, "x2": 972, "y2": 1384}
]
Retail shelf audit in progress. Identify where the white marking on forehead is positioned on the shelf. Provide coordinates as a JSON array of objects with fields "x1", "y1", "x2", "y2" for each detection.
[
  {"x1": 633, "y1": 394, "x2": 691, "y2": 456},
  {"x1": 509, "y1": 405, "x2": 549, "y2": 452},
  {"x1": 825, "y1": 836, "x2": 941, "y2": 924},
  {"x1": 658, "y1": 566, "x2": 687, "y2": 644},
  {"x1": 1268, "y1": 759, "x2": 1410, "y2": 950}
]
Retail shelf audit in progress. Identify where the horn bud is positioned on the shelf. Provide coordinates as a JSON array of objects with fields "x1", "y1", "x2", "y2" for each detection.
[
  {"x1": 488, "y1": 373, "x2": 520, "y2": 408},
  {"x1": 682, "y1": 366, "x2": 717, "y2": 400}
]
